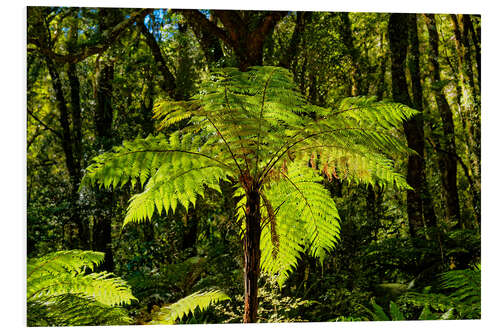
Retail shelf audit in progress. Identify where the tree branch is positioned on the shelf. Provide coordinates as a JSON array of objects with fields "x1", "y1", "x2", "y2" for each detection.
[
  {"x1": 139, "y1": 21, "x2": 177, "y2": 96},
  {"x1": 30, "y1": 9, "x2": 153, "y2": 64},
  {"x1": 27, "y1": 108, "x2": 62, "y2": 139},
  {"x1": 173, "y1": 9, "x2": 233, "y2": 47}
]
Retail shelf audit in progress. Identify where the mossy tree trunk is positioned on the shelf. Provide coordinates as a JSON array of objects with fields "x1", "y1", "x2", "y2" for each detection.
[
  {"x1": 407, "y1": 14, "x2": 438, "y2": 230},
  {"x1": 388, "y1": 13, "x2": 425, "y2": 237},
  {"x1": 423, "y1": 14, "x2": 463, "y2": 227},
  {"x1": 91, "y1": 8, "x2": 123, "y2": 272}
]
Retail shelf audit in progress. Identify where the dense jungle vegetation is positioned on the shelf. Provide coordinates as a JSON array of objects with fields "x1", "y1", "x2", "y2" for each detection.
[{"x1": 26, "y1": 8, "x2": 481, "y2": 325}]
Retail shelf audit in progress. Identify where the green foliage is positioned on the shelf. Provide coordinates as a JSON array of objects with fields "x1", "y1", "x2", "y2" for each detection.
[
  {"x1": 149, "y1": 289, "x2": 229, "y2": 324},
  {"x1": 369, "y1": 300, "x2": 441, "y2": 321},
  {"x1": 27, "y1": 250, "x2": 136, "y2": 326},
  {"x1": 210, "y1": 275, "x2": 317, "y2": 323},
  {"x1": 402, "y1": 268, "x2": 481, "y2": 319},
  {"x1": 83, "y1": 66, "x2": 415, "y2": 290}
]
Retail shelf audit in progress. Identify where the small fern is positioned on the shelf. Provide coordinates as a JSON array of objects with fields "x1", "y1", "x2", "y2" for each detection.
[
  {"x1": 149, "y1": 289, "x2": 230, "y2": 324},
  {"x1": 402, "y1": 267, "x2": 480, "y2": 319},
  {"x1": 27, "y1": 250, "x2": 137, "y2": 326}
]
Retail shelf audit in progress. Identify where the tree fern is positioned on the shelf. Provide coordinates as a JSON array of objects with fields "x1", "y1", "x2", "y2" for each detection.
[
  {"x1": 149, "y1": 289, "x2": 229, "y2": 324},
  {"x1": 82, "y1": 66, "x2": 416, "y2": 321},
  {"x1": 27, "y1": 250, "x2": 136, "y2": 326}
]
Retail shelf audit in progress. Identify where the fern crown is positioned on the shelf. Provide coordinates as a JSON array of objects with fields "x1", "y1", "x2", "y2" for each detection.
[{"x1": 82, "y1": 66, "x2": 416, "y2": 286}]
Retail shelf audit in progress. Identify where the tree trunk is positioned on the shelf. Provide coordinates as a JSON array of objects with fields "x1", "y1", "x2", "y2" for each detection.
[
  {"x1": 388, "y1": 13, "x2": 425, "y2": 237},
  {"x1": 243, "y1": 188, "x2": 262, "y2": 323},
  {"x1": 407, "y1": 14, "x2": 438, "y2": 230},
  {"x1": 338, "y1": 12, "x2": 362, "y2": 96},
  {"x1": 177, "y1": 10, "x2": 286, "y2": 71},
  {"x1": 90, "y1": 8, "x2": 123, "y2": 272},
  {"x1": 92, "y1": 59, "x2": 116, "y2": 272},
  {"x1": 451, "y1": 14, "x2": 481, "y2": 214},
  {"x1": 463, "y1": 15, "x2": 481, "y2": 90},
  {"x1": 423, "y1": 14, "x2": 463, "y2": 227},
  {"x1": 45, "y1": 56, "x2": 87, "y2": 249},
  {"x1": 139, "y1": 21, "x2": 177, "y2": 97},
  {"x1": 279, "y1": 11, "x2": 311, "y2": 69}
]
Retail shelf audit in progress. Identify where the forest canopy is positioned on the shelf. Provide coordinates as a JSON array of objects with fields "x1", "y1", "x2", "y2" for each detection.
[{"x1": 26, "y1": 7, "x2": 480, "y2": 325}]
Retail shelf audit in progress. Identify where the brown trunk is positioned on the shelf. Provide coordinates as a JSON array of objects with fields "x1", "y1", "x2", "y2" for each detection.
[
  {"x1": 375, "y1": 42, "x2": 387, "y2": 100},
  {"x1": 338, "y1": 12, "x2": 362, "y2": 96},
  {"x1": 177, "y1": 10, "x2": 286, "y2": 71},
  {"x1": 279, "y1": 11, "x2": 311, "y2": 69},
  {"x1": 243, "y1": 188, "x2": 262, "y2": 323},
  {"x1": 388, "y1": 13, "x2": 425, "y2": 237},
  {"x1": 92, "y1": 59, "x2": 116, "y2": 272},
  {"x1": 139, "y1": 21, "x2": 177, "y2": 97},
  {"x1": 407, "y1": 14, "x2": 438, "y2": 230},
  {"x1": 463, "y1": 15, "x2": 481, "y2": 90},
  {"x1": 45, "y1": 56, "x2": 87, "y2": 248},
  {"x1": 423, "y1": 14, "x2": 463, "y2": 227},
  {"x1": 90, "y1": 8, "x2": 123, "y2": 272},
  {"x1": 451, "y1": 14, "x2": 481, "y2": 225}
]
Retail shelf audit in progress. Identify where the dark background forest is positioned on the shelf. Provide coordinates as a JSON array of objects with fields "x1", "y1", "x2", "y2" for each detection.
[{"x1": 22, "y1": 4, "x2": 484, "y2": 326}]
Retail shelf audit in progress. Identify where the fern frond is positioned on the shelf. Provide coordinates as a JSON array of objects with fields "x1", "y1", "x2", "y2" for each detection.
[
  {"x1": 82, "y1": 132, "x2": 233, "y2": 224},
  {"x1": 440, "y1": 269, "x2": 480, "y2": 306},
  {"x1": 27, "y1": 250, "x2": 104, "y2": 280},
  {"x1": 259, "y1": 162, "x2": 341, "y2": 286},
  {"x1": 336, "y1": 96, "x2": 419, "y2": 129},
  {"x1": 27, "y1": 294, "x2": 132, "y2": 326},
  {"x1": 402, "y1": 268, "x2": 480, "y2": 319},
  {"x1": 27, "y1": 250, "x2": 136, "y2": 326},
  {"x1": 150, "y1": 289, "x2": 229, "y2": 324}
]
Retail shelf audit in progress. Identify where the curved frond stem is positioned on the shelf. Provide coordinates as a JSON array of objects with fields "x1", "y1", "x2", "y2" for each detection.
[
  {"x1": 328, "y1": 105, "x2": 373, "y2": 117},
  {"x1": 222, "y1": 86, "x2": 251, "y2": 173},
  {"x1": 260, "y1": 127, "x2": 372, "y2": 185},
  {"x1": 260, "y1": 198, "x2": 287, "y2": 229},
  {"x1": 295, "y1": 144, "x2": 368, "y2": 155},
  {"x1": 276, "y1": 169, "x2": 319, "y2": 244},
  {"x1": 203, "y1": 114, "x2": 245, "y2": 178},
  {"x1": 258, "y1": 131, "x2": 301, "y2": 184},
  {"x1": 103, "y1": 148, "x2": 231, "y2": 170}
]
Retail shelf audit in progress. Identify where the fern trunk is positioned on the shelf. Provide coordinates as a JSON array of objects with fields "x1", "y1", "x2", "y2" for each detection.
[{"x1": 243, "y1": 189, "x2": 262, "y2": 323}]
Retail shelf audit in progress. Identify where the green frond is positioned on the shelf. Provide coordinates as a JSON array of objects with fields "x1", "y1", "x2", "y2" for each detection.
[
  {"x1": 150, "y1": 289, "x2": 230, "y2": 325},
  {"x1": 402, "y1": 268, "x2": 480, "y2": 319},
  {"x1": 440, "y1": 269, "x2": 480, "y2": 306},
  {"x1": 153, "y1": 100, "x2": 198, "y2": 130},
  {"x1": 27, "y1": 294, "x2": 132, "y2": 326},
  {"x1": 82, "y1": 132, "x2": 232, "y2": 225},
  {"x1": 27, "y1": 250, "x2": 104, "y2": 280},
  {"x1": 124, "y1": 161, "x2": 228, "y2": 225},
  {"x1": 27, "y1": 250, "x2": 136, "y2": 326},
  {"x1": 337, "y1": 96, "x2": 419, "y2": 130},
  {"x1": 259, "y1": 162, "x2": 341, "y2": 287},
  {"x1": 294, "y1": 143, "x2": 411, "y2": 190},
  {"x1": 370, "y1": 299, "x2": 390, "y2": 321}
]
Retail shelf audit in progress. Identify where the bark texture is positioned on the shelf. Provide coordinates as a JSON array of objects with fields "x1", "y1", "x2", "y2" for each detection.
[
  {"x1": 423, "y1": 14, "x2": 462, "y2": 226},
  {"x1": 407, "y1": 14, "x2": 438, "y2": 229},
  {"x1": 243, "y1": 188, "x2": 262, "y2": 323},
  {"x1": 388, "y1": 13, "x2": 425, "y2": 237}
]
